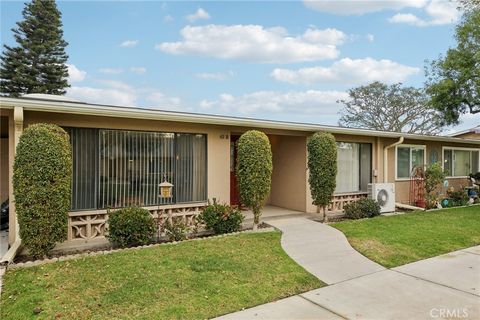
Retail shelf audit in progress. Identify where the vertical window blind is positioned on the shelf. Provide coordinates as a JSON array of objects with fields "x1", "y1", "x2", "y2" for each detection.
[{"x1": 67, "y1": 127, "x2": 207, "y2": 211}]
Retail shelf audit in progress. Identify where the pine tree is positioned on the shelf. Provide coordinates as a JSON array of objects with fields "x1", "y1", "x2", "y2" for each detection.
[{"x1": 1, "y1": 0, "x2": 69, "y2": 97}]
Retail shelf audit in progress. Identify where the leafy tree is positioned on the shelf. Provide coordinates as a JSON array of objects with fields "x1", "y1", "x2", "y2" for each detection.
[
  {"x1": 13, "y1": 124, "x2": 71, "y2": 258},
  {"x1": 307, "y1": 132, "x2": 337, "y2": 221},
  {"x1": 1, "y1": 0, "x2": 69, "y2": 97},
  {"x1": 338, "y1": 82, "x2": 445, "y2": 135},
  {"x1": 458, "y1": 0, "x2": 480, "y2": 13},
  {"x1": 425, "y1": 9, "x2": 479, "y2": 125},
  {"x1": 236, "y1": 130, "x2": 272, "y2": 230}
]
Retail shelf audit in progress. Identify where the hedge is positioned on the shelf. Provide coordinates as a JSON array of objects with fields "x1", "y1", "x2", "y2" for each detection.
[
  {"x1": 236, "y1": 130, "x2": 272, "y2": 229},
  {"x1": 13, "y1": 123, "x2": 72, "y2": 258}
]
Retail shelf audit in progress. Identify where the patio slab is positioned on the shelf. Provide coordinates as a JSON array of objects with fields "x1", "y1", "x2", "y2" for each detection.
[{"x1": 393, "y1": 248, "x2": 480, "y2": 296}]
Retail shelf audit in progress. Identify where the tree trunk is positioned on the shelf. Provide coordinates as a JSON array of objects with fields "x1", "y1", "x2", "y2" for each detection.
[
  {"x1": 253, "y1": 208, "x2": 260, "y2": 230},
  {"x1": 316, "y1": 205, "x2": 326, "y2": 222},
  {"x1": 323, "y1": 206, "x2": 328, "y2": 223}
]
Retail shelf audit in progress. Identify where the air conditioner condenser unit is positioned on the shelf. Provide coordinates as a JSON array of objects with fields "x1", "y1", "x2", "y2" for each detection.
[{"x1": 368, "y1": 183, "x2": 395, "y2": 213}]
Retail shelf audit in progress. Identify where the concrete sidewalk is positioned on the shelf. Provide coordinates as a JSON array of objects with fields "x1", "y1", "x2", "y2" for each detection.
[{"x1": 216, "y1": 217, "x2": 480, "y2": 320}]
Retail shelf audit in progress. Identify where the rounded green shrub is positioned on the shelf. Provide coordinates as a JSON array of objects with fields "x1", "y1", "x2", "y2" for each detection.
[
  {"x1": 106, "y1": 207, "x2": 156, "y2": 247},
  {"x1": 344, "y1": 198, "x2": 381, "y2": 220},
  {"x1": 163, "y1": 217, "x2": 189, "y2": 242},
  {"x1": 13, "y1": 123, "x2": 72, "y2": 258},
  {"x1": 236, "y1": 130, "x2": 272, "y2": 229},
  {"x1": 199, "y1": 199, "x2": 244, "y2": 234},
  {"x1": 307, "y1": 132, "x2": 337, "y2": 215}
]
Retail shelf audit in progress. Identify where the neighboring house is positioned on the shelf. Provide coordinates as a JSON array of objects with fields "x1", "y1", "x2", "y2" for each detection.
[
  {"x1": 1, "y1": 94, "x2": 479, "y2": 250},
  {"x1": 449, "y1": 125, "x2": 480, "y2": 140}
]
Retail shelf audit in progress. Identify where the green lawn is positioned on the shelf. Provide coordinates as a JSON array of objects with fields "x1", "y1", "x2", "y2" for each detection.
[
  {"x1": 0, "y1": 231, "x2": 322, "y2": 320},
  {"x1": 332, "y1": 206, "x2": 480, "y2": 268}
]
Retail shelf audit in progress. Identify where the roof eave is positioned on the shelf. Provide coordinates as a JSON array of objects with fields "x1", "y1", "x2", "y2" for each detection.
[{"x1": 1, "y1": 96, "x2": 479, "y2": 145}]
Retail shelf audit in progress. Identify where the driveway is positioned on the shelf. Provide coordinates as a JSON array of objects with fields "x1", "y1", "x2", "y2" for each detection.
[{"x1": 216, "y1": 217, "x2": 480, "y2": 320}]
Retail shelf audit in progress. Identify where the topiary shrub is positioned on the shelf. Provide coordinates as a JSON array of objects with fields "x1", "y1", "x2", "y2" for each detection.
[
  {"x1": 424, "y1": 162, "x2": 446, "y2": 209},
  {"x1": 106, "y1": 207, "x2": 156, "y2": 247},
  {"x1": 198, "y1": 198, "x2": 244, "y2": 234},
  {"x1": 344, "y1": 199, "x2": 381, "y2": 220},
  {"x1": 163, "y1": 217, "x2": 189, "y2": 242},
  {"x1": 307, "y1": 132, "x2": 337, "y2": 220},
  {"x1": 236, "y1": 130, "x2": 272, "y2": 229},
  {"x1": 13, "y1": 123, "x2": 71, "y2": 259}
]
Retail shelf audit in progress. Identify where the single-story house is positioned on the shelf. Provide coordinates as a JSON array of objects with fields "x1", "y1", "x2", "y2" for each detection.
[{"x1": 1, "y1": 94, "x2": 479, "y2": 253}]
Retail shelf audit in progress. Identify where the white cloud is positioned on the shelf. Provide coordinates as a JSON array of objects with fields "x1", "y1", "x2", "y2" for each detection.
[
  {"x1": 196, "y1": 71, "x2": 234, "y2": 81},
  {"x1": 130, "y1": 67, "x2": 147, "y2": 74},
  {"x1": 303, "y1": 0, "x2": 427, "y2": 15},
  {"x1": 164, "y1": 15, "x2": 174, "y2": 23},
  {"x1": 271, "y1": 58, "x2": 419, "y2": 85},
  {"x1": 302, "y1": 27, "x2": 347, "y2": 45},
  {"x1": 156, "y1": 25, "x2": 345, "y2": 63},
  {"x1": 119, "y1": 40, "x2": 139, "y2": 48},
  {"x1": 200, "y1": 90, "x2": 348, "y2": 116},
  {"x1": 186, "y1": 8, "x2": 211, "y2": 23},
  {"x1": 67, "y1": 85, "x2": 136, "y2": 106},
  {"x1": 146, "y1": 92, "x2": 184, "y2": 111},
  {"x1": 388, "y1": 0, "x2": 460, "y2": 26},
  {"x1": 366, "y1": 33, "x2": 375, "y2": 42},
  {"x1": 98, "y1": 68, "x2": 124, "y2": 74},
  {"x1": 66, "y1": 80, "x2": 181, "y2": 110},
  {"x1": 66, "y1": 64, "x2": 86, "y2": 82}
]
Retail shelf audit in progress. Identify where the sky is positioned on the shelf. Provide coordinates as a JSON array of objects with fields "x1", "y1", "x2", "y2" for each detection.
[{"x1": 1, "y1": 0, "x2": 478, "y2": 133}]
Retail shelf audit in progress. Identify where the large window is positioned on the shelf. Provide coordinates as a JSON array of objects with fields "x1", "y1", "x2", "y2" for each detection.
[
  {"x1": 335, "y1": 142, "x2": 372, "y2": 193},
  {"x1": 443, "y1": 148, "x2": 479, "y2": 177},
  {"x1": 67, "y1": 128, "x2": 207, "y2": 211},
  {"x1": 396, "y1": 145, "x2": 425, "y2": 179}
]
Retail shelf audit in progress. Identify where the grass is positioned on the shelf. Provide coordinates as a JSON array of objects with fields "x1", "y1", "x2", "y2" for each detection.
[
  {"x1": 0, "y1": 231, "x2": 323, "y2": 320},
  {"x1": 332, "y1": 205, "x2": 480, "y2": 268}
]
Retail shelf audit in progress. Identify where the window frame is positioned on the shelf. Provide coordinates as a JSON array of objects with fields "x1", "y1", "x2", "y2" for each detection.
[
  {"x1": 395, "y1": 144, "x2": 426, "y2": 181},
  {"x1": 442, "y1": 146, "x2": 480, "y2": 178},
  {"x1": 334, "y1": 141, "x2": 372, "y2": 195},
  {"x1": 67, "y1": 126, "x2": 208, "y2": 211}
]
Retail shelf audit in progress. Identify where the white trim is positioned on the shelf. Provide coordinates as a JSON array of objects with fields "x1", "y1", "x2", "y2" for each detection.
[
  {"x1": 395, "y1": 144, "x2": 427, "y2": 181},
  {"x1": 442, "y1": 146, "x2": 480, "y2": 178},
  {"x1": 1, "y1": 96, "x2": 480, "y2": 145}
]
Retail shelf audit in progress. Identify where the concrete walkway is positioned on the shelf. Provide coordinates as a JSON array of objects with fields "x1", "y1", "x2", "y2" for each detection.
[
  {"x1": 217, "y1": 217, "x2": 480, "y2": 320},
  {"x1": 266, "y1": 217, "x2": 385, "y2": 284}
]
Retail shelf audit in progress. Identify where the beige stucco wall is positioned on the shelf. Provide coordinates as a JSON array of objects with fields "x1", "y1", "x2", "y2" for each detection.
[
  {"x1": 268, "y1": 135, "x2": 307, "y2": 212},
  {"x1": 23, "y1": 111, "x2": 231, "y2": 205},
  {"x1": 3, "y1": 108, "x2": 478, "y2": 227},
  {"x1": 384, "y1": 138, "x2": 479, "y2": 204},
  {"x1": 0, "y1": 137, "x2": 8, "y2": 202}
]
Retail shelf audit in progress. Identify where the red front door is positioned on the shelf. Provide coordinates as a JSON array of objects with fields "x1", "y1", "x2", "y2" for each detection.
[{"x1": 230, "y1": 136, "x2": 240, "y2": 206}]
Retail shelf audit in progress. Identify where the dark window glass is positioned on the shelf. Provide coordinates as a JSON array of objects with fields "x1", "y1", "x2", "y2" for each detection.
[
  {"x1": 66, "y1": 128, "x2": 99, "y2": 210},
  {"x1": 68, "y1": 128, "x2": 207, "y2": 210}
]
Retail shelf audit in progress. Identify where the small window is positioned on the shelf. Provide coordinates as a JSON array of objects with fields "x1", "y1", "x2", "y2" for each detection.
[
  {"x1": 396, "y1": 145, "x2": 425, "y2": 179},
  {"x1": 443, "y1": 148, "x2": 480, "y2": 177}
]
